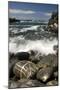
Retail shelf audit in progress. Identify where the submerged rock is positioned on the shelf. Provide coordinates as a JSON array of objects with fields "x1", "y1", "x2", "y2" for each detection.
[
  {"x1": 9, "y1": 79, "x2": 45, "y2": 89},
  {"x1": 36, "y1": 67, "x2": 53, "y2": 83},
  {"x1": 13, "y1": 61, "x2": 38, "y2": 79},
  {"x1": 46, "y1": 80, "x2": 58, "y2": 86}
]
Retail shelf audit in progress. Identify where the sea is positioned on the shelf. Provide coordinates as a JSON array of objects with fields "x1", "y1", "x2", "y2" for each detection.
[{"x1": 9, "y1": 22, "x2": 58, "y2": 56}]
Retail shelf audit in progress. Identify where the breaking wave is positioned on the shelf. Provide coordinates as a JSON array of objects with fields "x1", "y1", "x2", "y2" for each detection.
[{"x1": 9, "y1": 36, "x2": 58, "y2": 55}]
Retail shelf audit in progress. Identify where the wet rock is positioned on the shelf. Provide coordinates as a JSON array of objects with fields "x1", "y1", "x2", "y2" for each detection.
[
  {"x1": 18, "y1": 79, "x2": 45, "y2": 87},
  {"x1": 9, "y1": 58, "x2": 19, "y2": 78},
  {"x1": 9, "y1": 79, "x2": 45, "y2": 89},
  {"x1": 52, "y1": 56, "x2": 58, "y2": 71},
  {"x1": 37, "y1": 56, "x2": 52, "y2": 69},
  {"x1": 53, "y1": 45, "x2": 58, "y2": 55},
  {"x1": 15, "y1": 52, "x2": 30, "y2": 60},
  {"x1": 37, "y1": 54, "x2": 58, "y2": 70},
  {"x1": 54, "y1": 71, "x2": 58, "y2": 78},
  {"x1": 9, "y1": 52, "x2": 15, "y2": 62},
  {"x1": 29, "y1": 50, "x2": 41, "y2": 63},
  {"x1": 53, "y1": 45, "x2": 58, "y2": 51},
  {"x1": 46, "y1": 80, "x2": 58, "y2": 86},
  {"x1": 13, "y1": 61, "x2": 38, "y2": 79},
  {"x1": 36, "y1": 67, "x2": 53, "y2": 83}
]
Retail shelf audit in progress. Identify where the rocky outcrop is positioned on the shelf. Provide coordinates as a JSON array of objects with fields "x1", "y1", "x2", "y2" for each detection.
[{"x1": 48, "y1": 12, "x2": 58, "y2": 34}]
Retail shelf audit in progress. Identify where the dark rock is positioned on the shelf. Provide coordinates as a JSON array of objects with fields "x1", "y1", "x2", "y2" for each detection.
[
  {"x1": 53, "y1": 45, "x2": 58, "y2": 51},
  {"x1": 15, "y1": 52, "x2": 30, "y2": 60},
  {"x1": 29, "y1": 50, "x2": 42, "y2": 63},
  {"x1": 46, "y1": 80, "x2": 58, "y2": 86},
  {"x1": 53, "y1": 45, "x2": 58, "y2": 56},
  {"x1": 54, "y1": 71, "x2": 58, "y2": 78},
  {"x1": 9, "y1": 58, "x2": 19, "y2": 78},
  {"x1": 9, "y1": 80, "x2": 18, "y2": 89},
  {"x1": 9, "y1": 52, "x2": 15, "y2": 60},
  {"x1": 13, "y1": 61, "x2": 38, "y2": 79},
  {"x1": 36, "y1": 67, "x2": 53, "y2": 83},
  {"x1": 9, "y1": 79, "x2": 45, "y2": 89}
]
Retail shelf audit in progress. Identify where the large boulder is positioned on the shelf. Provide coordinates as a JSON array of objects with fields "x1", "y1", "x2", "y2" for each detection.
[
  {"x1": 36, "y1": 67, "x2": 53, "y2": 83},
  {"x1": 13, "y1": 61, "x2": 38, "y2": 79}
]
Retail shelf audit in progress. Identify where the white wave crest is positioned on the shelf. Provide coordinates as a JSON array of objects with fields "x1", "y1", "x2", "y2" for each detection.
[{"x1": 9, "y1": 37, "x2": 58, "y2": 55}]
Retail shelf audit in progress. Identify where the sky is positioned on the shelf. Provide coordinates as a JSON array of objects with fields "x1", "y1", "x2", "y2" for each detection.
[{"x1": 8, "y1": 1, "x2": 58, "y2": 21}]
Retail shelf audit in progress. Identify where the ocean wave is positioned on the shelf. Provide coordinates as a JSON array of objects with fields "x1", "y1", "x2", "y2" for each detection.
[{"x1": 9, "y1": 36, "x2": 58, "y2": 55}]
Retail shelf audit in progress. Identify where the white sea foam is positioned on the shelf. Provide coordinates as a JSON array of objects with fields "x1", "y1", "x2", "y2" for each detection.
[
  {"x1": 9, "y1": 36, "x2": 58, "y2": 55},
  {"x1": 20, "y1": 25, "x2": 40, "y2": 32}
]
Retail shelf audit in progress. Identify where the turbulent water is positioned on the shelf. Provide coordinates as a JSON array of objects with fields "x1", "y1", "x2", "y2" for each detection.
[{"x1": 9, "y1": 24, "x2": 58, "y2": 55}]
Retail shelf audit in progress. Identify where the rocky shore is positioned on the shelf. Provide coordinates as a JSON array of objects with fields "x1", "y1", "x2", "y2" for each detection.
[
  {"x1": 9, "y1": 44, "x2": 58, "y2": 88},
  {"x1": 9, "y1": 11, "x2": 58, "y2": 88},
  {"x1": 47, "y1": 12, "x2": 58, "y2": 34}
]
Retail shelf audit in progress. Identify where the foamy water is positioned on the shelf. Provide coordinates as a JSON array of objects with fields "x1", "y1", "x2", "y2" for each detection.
[
  {"x1": 9, "y1": 24, "x2": 58, "y2": 55},
  {"x1": 9, "y1": 36, "x2": 58, "y2": 55},
  {"x1": 20, "y1": 25, "x2": 40, "y2": 32}
]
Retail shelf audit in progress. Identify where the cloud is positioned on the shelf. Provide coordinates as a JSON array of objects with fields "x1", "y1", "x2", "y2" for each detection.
[
  {"x1": 44, "y1": 12, "x2": 52, "y2": 16},
  {"x1": 9, "y1": 9, "x2": 35, "y2": 14}
]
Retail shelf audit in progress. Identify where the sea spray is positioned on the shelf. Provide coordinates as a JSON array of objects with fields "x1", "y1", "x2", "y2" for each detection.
[{"x1": 9, "y1": 36, "x2": 58, "y2": 55}]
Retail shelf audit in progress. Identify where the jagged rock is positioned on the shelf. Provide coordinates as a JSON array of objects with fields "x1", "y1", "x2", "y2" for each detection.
[
  {"x1": 29, "y1": 50, "x2": 41, "y2": 63},
  {"x1": 36, "y1": 67, "x2": 53, "y2": 83},
  {"x1": 13, "y1": 61, "x2": 38, "y2": 79},
  {"x1": 46, "y1": 80, "x2": 58, "y2": 86},
  {"x1": 9, "y1": 79, "x2": 45, "y2": 89}
]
